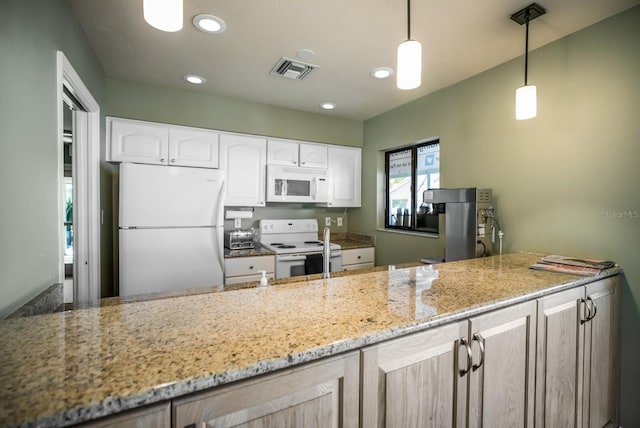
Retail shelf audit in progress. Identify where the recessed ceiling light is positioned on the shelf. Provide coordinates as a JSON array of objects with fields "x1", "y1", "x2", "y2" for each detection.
[
  {"x1": 183, "y1": 74, "x2": 206, "y2": 84},
  {"x1": 193, "y1": 14, "x2": 226, "y2": 34},
  {"x1": 371, "y1": 67, "x2": 394, "y2": 79},
  {"x1": 320, "y1": 102, "x2": 336, "y2": 110}
]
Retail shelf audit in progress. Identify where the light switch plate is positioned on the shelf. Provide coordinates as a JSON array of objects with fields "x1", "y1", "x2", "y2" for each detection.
[{"x1": 325, "y1": 217, "x2": 331, "y2": 226}]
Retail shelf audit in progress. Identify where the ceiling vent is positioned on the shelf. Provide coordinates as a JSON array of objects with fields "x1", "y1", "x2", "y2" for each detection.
[{"x1": 270, "y1": 57, "x2": 318, "y2": 80}]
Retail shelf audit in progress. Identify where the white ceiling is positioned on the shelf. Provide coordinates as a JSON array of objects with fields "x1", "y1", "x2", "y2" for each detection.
[{"x1": 69, "y1": 0, "x2": 640, "y2": 121}]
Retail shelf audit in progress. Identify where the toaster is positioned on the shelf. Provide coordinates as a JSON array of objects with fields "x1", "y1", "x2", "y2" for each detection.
[{"x1": 225, "y1": 229, "x2": 255, "y2": 250}]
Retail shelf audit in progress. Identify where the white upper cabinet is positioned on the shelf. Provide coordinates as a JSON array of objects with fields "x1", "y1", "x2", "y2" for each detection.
[
  {"x1": 108, "y1": 118, "x2": 168, "y2": 165},
  {"x1": 327, "y1": 146, "x2": 361, "y2": 207},
  {"x1": 168, "y1": 127, "x2": 219, "y2": 168},
  {"x1": 267, "y1": 138, "x2": 328, "y2": 168},
  {"x1": 299, "y1": 142, "x2": 328, "y2": 168},
  {"x1": 108, "y1": 117, "x2": 219, "y2": 168},
  {"x1": 220, "y1": 133, "x2": 267, "y2": 207}
]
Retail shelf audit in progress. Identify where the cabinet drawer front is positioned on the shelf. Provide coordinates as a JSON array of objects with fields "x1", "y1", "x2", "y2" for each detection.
[
  {"x1": 342, "y1": 247, "x2": 375, "y2": 265},
  {"x1": 342, "y1": 262, "x2": 374, "y2": 271},
  {"x1": 225, "y1": 256, "x2": 274, "y2": 277},
  {"x1": 225, "y1": 273, "x2": 275, "y2": 285}
]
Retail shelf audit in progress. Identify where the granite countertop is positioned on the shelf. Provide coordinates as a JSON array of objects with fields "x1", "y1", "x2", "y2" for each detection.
[
  {"x1": 223, "y1": 245, "x2": 274, "y2": 258},
  {"x1": 0, "y1": 253, "x2": 622, "y2": 427}
]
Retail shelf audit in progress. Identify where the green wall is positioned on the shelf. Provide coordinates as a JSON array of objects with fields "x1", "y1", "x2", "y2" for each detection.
[
  {"x1": 105, "y1": 78, "x2": 363, "y2": 147},
  {"x1": 357, "y1": 6, "x2": 640, "y2": 425},
  {"x1": 0, "y1": 0, "x2": 105, "y2": 318}
]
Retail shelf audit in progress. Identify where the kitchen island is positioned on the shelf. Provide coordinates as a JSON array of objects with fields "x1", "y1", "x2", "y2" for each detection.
[{"x1": 0, "y1": 253, "x2": 621, "y2": 427}]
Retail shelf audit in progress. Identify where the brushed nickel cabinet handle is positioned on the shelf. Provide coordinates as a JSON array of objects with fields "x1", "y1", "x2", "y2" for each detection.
[
  {"x1": 472, "y1": 333, "x2": 485, "y2": 371},
  {"x1": 586, "y1": 296, "x2": 597, "y2": 321},
  {"x1": 459, "y1": 337, "x2": 473, "y2": 377},
  {"x1": 580, "y1": 298, "x2": 591, "y2": 324}
]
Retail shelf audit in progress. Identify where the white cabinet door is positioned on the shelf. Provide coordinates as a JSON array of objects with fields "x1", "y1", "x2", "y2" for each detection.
[
  {"x1": 220, "y1": 133, "x2": 267, "y2": 207},
  {"x1": 299, "y1": 142, "x2": 328, "y2": 168},
  {"x1": 168, "y1": 127, "x2": 219, "y2": 168},
  {"x1": 267, "y1": 139, "x2": 299, "y2": 166},
  {"x1": 327, "y1": 146, "x2": 361, "y2": 207},
  {"x1": 109, "y1": 118, "x2": 168, "y2": 165},
  {"x1": 267, "y1": 139, "x2": 328, "y2": 169}
]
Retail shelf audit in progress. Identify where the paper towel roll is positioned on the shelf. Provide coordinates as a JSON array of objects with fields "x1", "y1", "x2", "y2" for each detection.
[{"x1": 225, "y1": 210, "x2": 253, "y2": 219}]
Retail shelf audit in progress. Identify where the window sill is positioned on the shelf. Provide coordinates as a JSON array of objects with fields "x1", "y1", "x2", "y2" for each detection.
[{"x1": 376, "y1": 228, "x2": 439, "y2": 239}]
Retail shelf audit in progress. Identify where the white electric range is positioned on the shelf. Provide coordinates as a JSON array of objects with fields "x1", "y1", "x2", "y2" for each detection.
[{"x1": 259, "y1": 219, "x2": 342, "y2": 278}]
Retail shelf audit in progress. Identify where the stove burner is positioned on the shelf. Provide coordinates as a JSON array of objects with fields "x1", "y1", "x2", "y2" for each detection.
[
  {"x1": 304, "y1": 240, "x2": 322, "y2": 244},
  {"x1": 276, "y1": 245, "x2": 296, "y2": 249},
  {"x1": 269, "y1": 242, "x2": 284, "y2": 246}
]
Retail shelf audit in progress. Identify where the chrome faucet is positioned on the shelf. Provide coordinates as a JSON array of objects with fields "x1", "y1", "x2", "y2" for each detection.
[{"x1": 323, "y1": 226, "x2": 331, "y2": 279}]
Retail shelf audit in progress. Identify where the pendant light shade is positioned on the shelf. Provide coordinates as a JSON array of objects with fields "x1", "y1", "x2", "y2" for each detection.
[
  {"x1": 144, "y1": 0, "x2": 183, "y2": 32},
  {"x1": 396, "y1": 0, "x2": 421, "y2": 90},
  {"x1": 516, "y1": 85, "x2": 537, "y2": 120},
  {"x1": 397, "y1": 40, "x2": 422, "y2": 90},
  {"x1": 511, "y1": 3, "x2": 546, "y2": 120}
]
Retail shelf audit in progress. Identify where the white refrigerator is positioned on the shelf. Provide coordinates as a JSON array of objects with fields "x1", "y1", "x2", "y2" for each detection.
[{"x1": 119, "y1": 163, "x2": 224, "y2": 297}]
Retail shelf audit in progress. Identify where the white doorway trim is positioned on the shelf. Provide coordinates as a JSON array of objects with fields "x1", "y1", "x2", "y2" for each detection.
[{"x1": 57, "y1": 51, "x2": 101, "y2": 306}]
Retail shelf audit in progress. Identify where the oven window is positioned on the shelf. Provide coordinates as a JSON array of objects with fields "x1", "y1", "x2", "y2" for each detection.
[{"x1": 290, "y1": 264, "x2": 306, "y2": 277}]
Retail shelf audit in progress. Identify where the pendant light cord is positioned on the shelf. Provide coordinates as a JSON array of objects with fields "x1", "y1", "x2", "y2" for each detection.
[
  {"x1": 407, "y1": 0, "x2": 411, "y2": 40},
  {"x1": 524, "y1": 11, "x2": 530, "y2": 85}
]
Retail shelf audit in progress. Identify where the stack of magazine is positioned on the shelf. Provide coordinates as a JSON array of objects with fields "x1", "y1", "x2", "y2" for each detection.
[{"x1": 530, "y1": 255, "x2": 615, "y2": 276}]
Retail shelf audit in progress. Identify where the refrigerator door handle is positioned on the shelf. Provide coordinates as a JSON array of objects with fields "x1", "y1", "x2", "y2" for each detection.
[{"x1": 215, "y1": 177, "x2": 226, "y2": 277}]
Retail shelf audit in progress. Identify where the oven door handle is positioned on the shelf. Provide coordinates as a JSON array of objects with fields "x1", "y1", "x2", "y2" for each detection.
[{"x1": 277, "y1": 255, "x2": 308, "y2": 262}]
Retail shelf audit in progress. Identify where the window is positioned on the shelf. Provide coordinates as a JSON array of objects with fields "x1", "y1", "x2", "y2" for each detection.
[{"x1": 385, "y1": 139, "x2": 440, "y2": 233}]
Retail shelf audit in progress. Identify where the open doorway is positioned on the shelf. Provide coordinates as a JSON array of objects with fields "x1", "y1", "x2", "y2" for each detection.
[
  {"x1": 62, "y1": 98, "x2": 75, "y2": 304},
  {"x1": 57, "y1": 51, "x2": 101, "y2": 308}
]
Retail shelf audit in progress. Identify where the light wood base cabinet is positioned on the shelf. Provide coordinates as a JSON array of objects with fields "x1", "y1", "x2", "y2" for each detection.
[
  {"x1": 362, "y1": 300, "x2": 536, "y2": 428},
  {"x1": 173, "y1": 351, "x2": 359, "y2": 428},
  {"x1": 535, "y1": 276, "x2": 620, "y2": 428},
  {"x1": 78, "y1": 402, "x2": 170, "y2": 428}
]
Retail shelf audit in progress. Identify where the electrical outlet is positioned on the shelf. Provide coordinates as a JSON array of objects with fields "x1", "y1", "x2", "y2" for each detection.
[
  {"x1": 325, "y1": 217, "x2": 331, "y2": 227},
  {"x1": 337, "y1": 217, "x2": 343, "y2": 227}
]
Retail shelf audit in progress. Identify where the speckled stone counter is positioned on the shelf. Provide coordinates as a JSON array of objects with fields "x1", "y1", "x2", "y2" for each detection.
[
  {"x1": 0, "y1": 253, "x2": 622, "y2": 427},
  {"x1": 223, "y1": 245, "x2": 274, "y2": 258}
]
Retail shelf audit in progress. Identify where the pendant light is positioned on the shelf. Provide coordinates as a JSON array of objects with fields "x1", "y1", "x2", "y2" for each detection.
[
  {"x1": 397, "y1": 0, "x2": 422, "y2": 90},
  {"x1": 511, "y1": 3, "x2": 546, "y2": 120},
  {"x1": 143, "y1": 0, "x2": 183, "y2": 32}
]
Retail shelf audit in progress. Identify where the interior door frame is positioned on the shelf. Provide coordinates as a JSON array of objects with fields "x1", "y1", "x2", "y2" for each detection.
[{"x1": 56, "y1": 51, "x2": 101, "y2": 306}]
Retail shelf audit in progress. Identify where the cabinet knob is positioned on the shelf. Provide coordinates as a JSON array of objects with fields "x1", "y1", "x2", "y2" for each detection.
[
  {"x1": 357, "y1": 255, "x2": 361, "y2": 259},
  {"x1": 160, "y1": 158, "x2": 166, "y2": 163},
  {"x1": 170, "y1": 158, "x2": 176, "y2": 163},
  {"x1": 249, "y1": 265, "x2": 254, "y2": 270}
]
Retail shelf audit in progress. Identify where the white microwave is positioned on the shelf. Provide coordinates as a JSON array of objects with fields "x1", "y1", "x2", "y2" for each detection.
[{"x1": 266, "y1": 165, "x2": 329, "y2": 203}]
